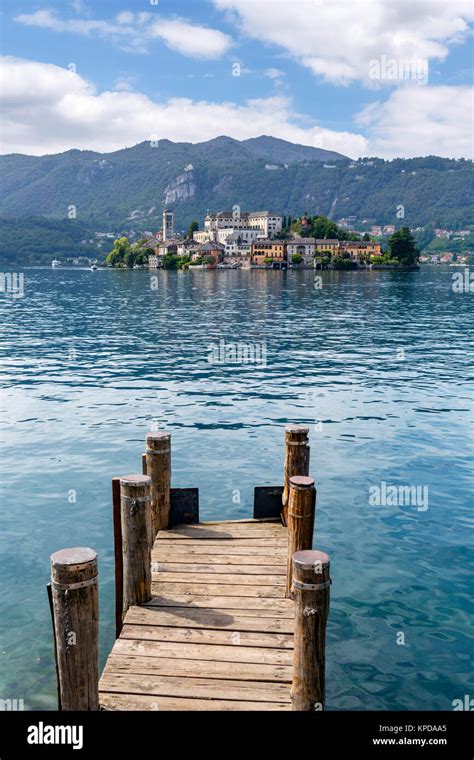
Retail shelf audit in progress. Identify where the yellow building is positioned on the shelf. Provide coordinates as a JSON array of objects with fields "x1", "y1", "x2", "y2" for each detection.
[
  {"x1": 315, "y1": 239, "x2": 382, "y2": 260},
  {"x1": 315, "y1": 239, "x2": 340, "y2": 255},
  {"x1": 251, "y1": 239, "x2": 287, "y2": 266},
  {"x1": 339, "y1": 241, "x2": 382, "y2": 260}
]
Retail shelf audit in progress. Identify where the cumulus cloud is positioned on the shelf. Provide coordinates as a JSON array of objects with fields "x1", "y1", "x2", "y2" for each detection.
[
  {"x1": 15, "y1": 8, "x2": 233, "y2": 58},
  {"x1": 1, "y1": 57, "x2": 470, "y2": 159},
  {"x1": 0, "y1": 57, "x2": 367, "y2": 157},
  {"x1": 356, "y1": 84, "x2": 474, "y2": 158},
  {"x1": 214, "y1": 0, "x2": 474, "y2": 85}
]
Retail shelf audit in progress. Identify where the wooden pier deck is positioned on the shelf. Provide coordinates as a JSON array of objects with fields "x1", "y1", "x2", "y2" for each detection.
[
  {"x1": 99, "y1": 518, "x2": 294, "y2": 711},
  {"x1": 49, "y1": 427, "x2": 330, "y2": 712}
]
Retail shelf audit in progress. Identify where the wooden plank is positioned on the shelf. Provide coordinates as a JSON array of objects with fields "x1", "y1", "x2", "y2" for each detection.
[
  {"x1": 152, "y1": 572, "x2": 283, "y2": 585},
  {"x1": 152, "y1": 551, "x2": 286, "y2": 565},
  {"x1": 152, "y1": 539, "x2": 288, "y2": 562},
  {"x1": 162, "y1": 525, "x2": 286, "y2": 538},
  {"x1": 120, "y1": 623, "x2": 293, "y2": 649},
  {"x1": 124, "y1": 606, "x2": 293, "y2": 634},
  {"x1": 157, "y1": 526, "x2": 286, "y2": 539},
  {"x1": 152, "y1": 562, "x2": 286, "y2": 576},
  {"x1": 154, "y1": 538, "x2": 288, "y2": 548},
  {"x1": 144, "y1": 594, "x2": 293, "y2": 615},
  {"x1": 100, "y1": 693, "x2": 290, "y2": 711},
  {"x1": 111, "y1": 637, "x2": 293, "y2": 665},
  {"x1": 99, "y1": 672, "x2": 291, "y2": 703},
  {"x1": 152, "y1": 581, "x2": 286, "y2": 597},
  {"x1": 199, "y1": 518, "x2": 281, "y2": 525},
  {"x1": 104, "y1": 654, "x2": 292, "y2": 682}
]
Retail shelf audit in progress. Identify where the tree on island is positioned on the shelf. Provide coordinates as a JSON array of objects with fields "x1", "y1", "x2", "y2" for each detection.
[
  {"x1": 106, "y1": 236, "x2": 132, "y2": 267},
  {"x1": 186, "y1": 220, "x2": 199, "y2": 239},
  {"x1": 291, "y1": 254, "x2": 303, "y2": 265},
  {"x1": 106, "y1": 236, "x2": 150, "y2": 268},
  {"x1": 387, "y1": 227, "x2": 419, "y2": 266}
]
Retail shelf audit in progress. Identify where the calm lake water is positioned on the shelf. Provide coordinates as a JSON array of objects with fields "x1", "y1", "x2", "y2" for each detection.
[{"x1": 0, "y1": 266, "x2": 472, "y2": 711}]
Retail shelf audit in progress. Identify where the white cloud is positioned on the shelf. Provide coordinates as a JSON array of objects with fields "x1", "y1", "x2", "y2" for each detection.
[
  {"x1": 2, "y1": 57, "x2": 470, "y2": 159},
  {"x1": 0, "y1": 57, "x2": 366, "y2": 157},
  {"x1": 358, "y1": 84, "x2": 474, "y2": 158},
  {"x1": 214, "y1": 0, "x2": 474, "y2": 85},
  {"x1": 15, "y1": 9, "x2": 233, "y2": 58},
  {"x1": 265, "y1": 68, "x2": 286, "y2": 80}
]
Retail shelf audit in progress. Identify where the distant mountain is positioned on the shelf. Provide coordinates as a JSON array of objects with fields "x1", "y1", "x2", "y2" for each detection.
[
  {"x1": 241, "y1": 135, "x2": 346, "y2": 163},
  {"x1": 0, "y1": 137, "x2": 472, "y2": 236}
]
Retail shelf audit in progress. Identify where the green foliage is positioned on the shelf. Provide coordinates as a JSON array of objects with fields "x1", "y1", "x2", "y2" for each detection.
[
  {"x1": 1, "y1": 141, "x2": 471, "y2": 237},
  {"x1": 264, "y1": 257, "x2": 274, "y2": 265},
  {"x1": 0, "y1": 216, "x2": 98, "y2": 265},
  {"x1": 162, "y1": 252, "x2": 179, "y2": 270},
  {"x1": 291, "y1": 254, "x2": 303, "y2": 264},
  {"x1": 332, "y1": 256, "x2": 356, "y2": 270},
  {"x1": 186, "y1": 220, "x2": 199, "y2": 238},
  {"x1": 387, "y1": 226, "x2": 419, "y2": 265}
]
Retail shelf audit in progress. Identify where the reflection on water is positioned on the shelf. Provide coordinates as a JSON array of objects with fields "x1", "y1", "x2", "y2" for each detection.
[{"x1": 0, "y1": 267, "x2": 472, "y2": 710}]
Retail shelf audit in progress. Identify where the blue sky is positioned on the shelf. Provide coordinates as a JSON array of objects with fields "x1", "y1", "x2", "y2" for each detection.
[{"x1": 1, "y1": 0, "x2": 473, "y2": 157}]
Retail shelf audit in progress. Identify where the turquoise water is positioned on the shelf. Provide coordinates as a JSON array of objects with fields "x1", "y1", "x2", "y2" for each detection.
[{"x1": 0, "y1": 266, "x2": 472, "y2": 710}]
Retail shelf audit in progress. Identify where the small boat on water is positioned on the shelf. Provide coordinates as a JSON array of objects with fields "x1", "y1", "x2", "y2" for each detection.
[
  {"x1": 90, "y1": 264, "x2": 98, "y2": 271},
  {"x1": 51, "y1": 259, "x2": 61, "y2": 268}
]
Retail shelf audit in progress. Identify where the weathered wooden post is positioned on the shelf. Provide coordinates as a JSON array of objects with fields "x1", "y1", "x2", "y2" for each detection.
[
  {"x1": 144, "y1": 431, "x2": 171, "y2": 538},
  {"x1": 281, "y1": 425, "x2": 310, "y2": 525},
  {"x1": 286, "y1": 475, "x2": 316, "y2": 597},
  {"x1": 50, "y1": 547, "x2": 99, "y2": 710},
  {"x1": 112, "y1": 477, "x2": 123, "y2": 637},
  {"x1": 120, "y1": 474, "x2": 152, "y2": 618},
  {"x1": 291, "y1": 549, "x2": 330, "y2": 711}
]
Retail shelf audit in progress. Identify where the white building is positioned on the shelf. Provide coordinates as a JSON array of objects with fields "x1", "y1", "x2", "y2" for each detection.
[
  {"x1": 204, "y1": 210, "x2": 283, "y2": 239},
  {"x1": 224, "y1": 232, "x2": 253, "y2": 258},
  {"x1": 248, "y1": 212, "x2": 283, "y2": 238},
  {"x1": 217, "y1": 227, "x2": 262, "y2": 245},
  {"x1": 287, "y1": 237, "x2": 316, "y2": 265},
  {"x1": 204, "y1": 211, "x2": 250, "y2": 232}
]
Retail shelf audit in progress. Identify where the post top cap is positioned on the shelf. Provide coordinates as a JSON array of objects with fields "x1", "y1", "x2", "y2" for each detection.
[
  {"x1": 285, "y1": 424, "x2": 309, "y2": 434},
  {"x1": 146, "y1": 431, "x2": 171, "y2": 441},
  {"x1": 51, "y1": 547, "x2": 97, "y2": 567},
  {"x1": 289, "y1": 475, "x2": 315, "y2": 488},
  {"x1": 120, "y1": 474, "x2": 151, "y2": 485},
  {"x1": 293, "y1": 549, "x2": 330, "y2": 568}
]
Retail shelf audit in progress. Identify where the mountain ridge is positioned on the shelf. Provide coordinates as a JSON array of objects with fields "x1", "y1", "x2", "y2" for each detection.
[{"x1": 0, "y1": 136, "x2": 472, "y2": 232}]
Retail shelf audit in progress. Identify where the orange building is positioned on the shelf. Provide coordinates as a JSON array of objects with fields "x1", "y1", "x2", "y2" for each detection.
[{"x1": 251, "y1": 239, "x2": 287, "y2": 266}]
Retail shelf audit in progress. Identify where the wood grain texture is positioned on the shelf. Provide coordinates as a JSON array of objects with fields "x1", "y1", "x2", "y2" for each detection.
[
  {"x1": 51, "y1": 547, "x2": 99, "y2": 711},
  {"x1": 281, "y1": 426, "x2": 310, "y2": 525},
  {"x1": 291, "y1": 550, "x2": 330, "y2": 711},
  {"x1": 99, "y1": 516, "x2": 295, "y2": 711}
]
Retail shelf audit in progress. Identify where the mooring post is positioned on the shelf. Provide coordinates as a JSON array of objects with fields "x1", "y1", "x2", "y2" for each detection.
[
  {"x1": 112, "y1": 477, "x2": 123, "y2": 638},
  {"x1": 286, "y1": 475, "x2": 316, "y2": 597},
  {"x1": 49, "y1": 547, "x2": 99, "y2": 711},
  {"x1": 120, "y1": 474, "x2": 152, "y2": 618},
  {"x1": 145, "y1": 431, "x2": 171, "y2": 538},
  {"x1": 281, "y1": 425, "x2": 310, "y2": 525},
  {"x1": 291, "y1": 549, "x2": 330, "y2": 711}
]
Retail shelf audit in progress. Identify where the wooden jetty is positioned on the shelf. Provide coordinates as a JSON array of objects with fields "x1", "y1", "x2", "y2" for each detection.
[{"x1": 48, "y1": 426, "x2": 331, "y2": 711}]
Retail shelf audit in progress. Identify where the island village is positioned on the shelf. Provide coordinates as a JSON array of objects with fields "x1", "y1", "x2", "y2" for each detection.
[{"x1": 139, "y1": 209, "x2": 382, "y2": 269}]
